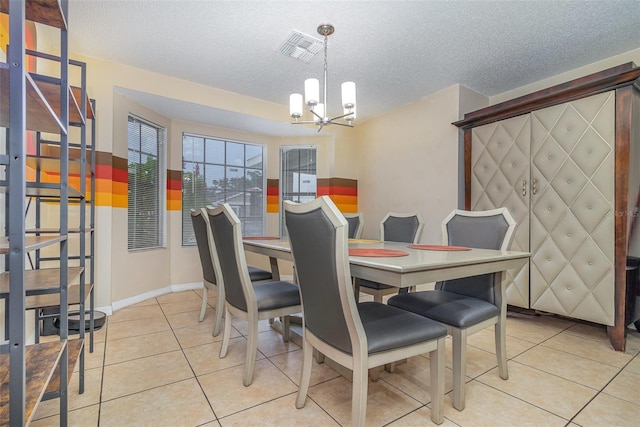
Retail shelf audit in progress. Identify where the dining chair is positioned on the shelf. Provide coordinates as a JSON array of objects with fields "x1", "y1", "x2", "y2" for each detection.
[
  {"x1": 207, "y1": 203, "x2": 301, "y2": 386},
  {"x1": 343, "y1": 212, "x2": 364, "y2": 239},
  {"x1": 191, "y1": 208, "x2": 273, "y2": 336},
  {"x1": 356, "y1": 211, "x2": 424, "y2": 302},
  {"x1": 284, "y1": 196, "x2": 446, "y2": 426},
  {"x1": 388, "y1": 208, "x2": 516, "y2": 411}
]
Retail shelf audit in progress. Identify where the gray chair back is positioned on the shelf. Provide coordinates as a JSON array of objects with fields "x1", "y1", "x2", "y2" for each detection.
[
  {"x1": 440, "y1": 209, "x2": 514, "y2": 303},
  {"x1": 285, "y1": 198, "x2": 359, "y2": 354},
  {"x1": 344, "y1": 213, "x2": 363, "y2": 239},
  {"x1": 381, "y1": 212, "x2": 423, "y2": 243},
  {"x1": 208, "y1": 206, "x2": 248, "y2": 311},
  {"x1": 190, "y1": 208, "x2": 217, "y2": 285}
]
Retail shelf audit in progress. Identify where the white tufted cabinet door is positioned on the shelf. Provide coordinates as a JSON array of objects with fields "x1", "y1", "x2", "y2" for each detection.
[
  {"x1": 530, "y1": 91, "x2": 615, "y2": 325},
  {"x1": 471, "y1": 114, "x2": 531, "y2": 308}
]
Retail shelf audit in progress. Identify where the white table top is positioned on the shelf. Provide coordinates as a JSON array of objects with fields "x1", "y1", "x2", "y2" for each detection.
[{"x1": 243, "y1": 238, "x2": 530, "y2": 289}]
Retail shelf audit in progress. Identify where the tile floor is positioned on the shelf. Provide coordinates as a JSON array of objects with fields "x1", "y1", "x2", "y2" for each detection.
[{"x1": 31, "y1": 289, "x2": 640, "y2": 426}]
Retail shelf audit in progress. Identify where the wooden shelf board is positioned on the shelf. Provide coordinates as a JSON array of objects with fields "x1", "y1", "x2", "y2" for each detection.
[
  {"x1": 0, "y1": 235, "x2": 66, "y2": 255},
  {"x1": 0, "y1": 184, "x2": 85, "y2": 199},
  {"x1": 0, "y1": 267, "x2": 84, "y2": 297},
  {"x1": 34, "y1": 78, "x2": 84, "y2": 127},
  {"x1": 26, "y1": 155, "x2": 91, "y2": 176},
  {"x1": 26, "y1": 284, "x2": 93, "y2": 310},
  {"x1": 0, "y1": 340, "x2": 66, "y2": 425},
  {"x1": 70, "y1": 86, "x2": 95, "y2": 120},
  {"x1": 0, "y1": 0, "x2": 66, "y2": 29},
  {"x1": 25, "y1": 228, "x2": 93, "y2": 234},
  {"x1": 45, "y1": 339, "x2": 83, "y2": 394}
]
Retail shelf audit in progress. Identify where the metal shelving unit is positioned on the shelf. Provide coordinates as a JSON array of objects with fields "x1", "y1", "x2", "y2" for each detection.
[{"x1": 0, "y1": 1, "x2": 94, "y2": 424}]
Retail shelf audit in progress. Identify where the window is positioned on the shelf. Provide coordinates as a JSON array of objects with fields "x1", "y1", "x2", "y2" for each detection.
[
  {"x1": 182, "y1": 135, "x2": 265, "y2": 245},
  {"x1": 128, "y1": 115, "x2": 165, "y2": 251},
  {"x1": 280, "y1": 146, "x2": 317, "y2": 236}
]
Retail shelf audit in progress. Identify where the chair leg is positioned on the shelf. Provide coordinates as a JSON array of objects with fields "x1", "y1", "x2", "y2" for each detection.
[
  {"x1": 243, "y1": 316, "x2": 258, "y2": 386},
  {"x1": 314, "y1": 350, "x2": 325, "y2": 364},
  {"x1": 430, "y1": 337, "x2": 445, "y2": 425},
  {"x1": 282, "y1": 315, "x2": 290, "y2": 342},
  {"x1": 495, "y1": 320, "x2": 508, "y2": 380},
  {"x1": 373, "y1": 293, "x2": 383, "y2": 303},
  {"x1": 296, "y1": 338, "x2": 314, "y2": 409},
  {"x1": 352, "y1": 360, "x2": 368, "y2": 427},
  {"x1": 219, "y1": 307, "x2": 232, "y2": 358},
  {"x1": 369, "y1": 367, "x2": 380, "y2": 382},
  {"x1": 451, "y1": 328, "x2": 468, "y2": 411},
  {"x1": 213, "y1": 289, "x2": 224, "y2": 337},
  {"x1": 199, "y1": 287, "x2": 208, "y2": 322}
]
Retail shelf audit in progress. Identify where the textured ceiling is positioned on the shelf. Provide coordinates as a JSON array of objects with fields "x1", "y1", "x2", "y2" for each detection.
[{"x1": 64, "y1": 0, "x2": 640, "y2": 136}]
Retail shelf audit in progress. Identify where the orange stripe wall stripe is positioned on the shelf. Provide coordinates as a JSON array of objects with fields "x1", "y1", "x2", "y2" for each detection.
[
  {"x1": 167, "y1": 170, "x2": 182, "y2": 211},
  {"x1": 317, "y1": 178, "x2": 358, "y2": 213},
  {"x1": 266, "y1": 179, "x2": 279, "y2": 213}
]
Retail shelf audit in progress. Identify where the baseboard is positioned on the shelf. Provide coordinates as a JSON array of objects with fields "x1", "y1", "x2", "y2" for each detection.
[{"x1": 110, "y1": 282, "x2": 204, "y2": 313}]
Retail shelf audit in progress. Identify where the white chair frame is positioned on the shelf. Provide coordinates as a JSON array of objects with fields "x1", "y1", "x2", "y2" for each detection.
[
  {"x1": 208, "y1": 203, "x2": 301, "y2": 386},
  {"x1": 438, "y1": 207, "x2": 516, "y2": 410},
  {"x1": 286, "y1": 198, "x2": 444, "y2": 426}
]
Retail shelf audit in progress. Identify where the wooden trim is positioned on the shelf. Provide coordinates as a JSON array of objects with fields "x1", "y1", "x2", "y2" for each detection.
[
  {"x1": 463, "y1": 130, "x2": 472, "y2": 210},
  {"x1": 608, "y1": 86, "x2": 633, "y2": 352},
  {"x1": 454, "y1": 63, "x2": 640, "y2": 129}
]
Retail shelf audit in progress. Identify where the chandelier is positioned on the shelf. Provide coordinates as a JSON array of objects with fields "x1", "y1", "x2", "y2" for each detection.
[{"x1": 289, "y1": 24, "x2": 356, "y2": 132}]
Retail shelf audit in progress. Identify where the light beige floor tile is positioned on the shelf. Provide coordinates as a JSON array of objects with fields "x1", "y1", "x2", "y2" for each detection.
[
  {"x1": 30, "y1": 404, "x2": 99, "y2": 427},
  {"x1": 513, "y1": 345, "x2": 620, "y2": 389},
  {"x1": 477, "y1": 362, "x2": 597, "y2": 419},
  {"x1": 602, "y1": 368, "x2": 640, "y2": 405},
  {"x1": 166, "y1": 307, "x2": 216, "y2": 329},
  {"x1": 100, "y1": 378, "x2": 215, "y2": 427},
  {"x1": 442, "y1": 381, "x2": 567, "y2": 426},
  {"x1": 102, "y1": 350, "x2": 193, "y2": 401},
  {"x1": 109, "y1": 304, "x2": 164, "y2": 323},
  {"x1": 387, "y1": 406, "x2": 459, "y2": 426},
  {"x1": 444, "y1": 343, "x2": 497, "y2": 379},
  {"x1": 173, "y1": 320, "x2": 236, "y2": 349},
  {"x1": 543, "y1": 331, "x2": 633, "y2": 368},
  {"x1": 626, "y1": 354, "x2": 640, "y2": 374},
  {"x1": 184, "y1": 336, "x2": 264, "y2": 376},
  {"x1": 563, "y1": 322, "x2": 610, "y2": 343},
  {"x1": 466, "y1": 327, "x2": 537, "y2": 359},
  {"x1": 106, "y1": 314, "x2": 170, "y2": 341},
  {"x1": 269, "y1": 349, "x2": 340, "y2": 387},
  {"x1": 156, "y1": 290, "x2": 202, "y2": 303},
  {"x1": 74, "y1": 340, "x2": 105, "y2": 372},
  {"x1": 231, "y1": 317, "x2": 273, "y2": 336},
  {"x1": 505, "y1": 312, "x2": 573, "y2": 344},
  {"x1": 159, "y1": 299, "x2": 206, "y2": 315},
  {"x1": 625, "y1": 329, "x2": 640, "y2": 355},
  {"x1": 33, "y1": 367, "x2": 103, "y2": 419},
  {"x1": 104, "y1": 330, "x2": 180, "y2": 365},
  {"x1": 126, "y1": 298, "x2": 160, "y2": 308},
  {"x1": 256, "y1": 329, "x2": 300, "y2": 357},
  {"x1": 199, "y1": 359, "x2": 297, "y2": 418},
  {"x1": 573, "y1": 392, "x2": 640, "y2": 427},
  {"x1": 308, "y1": 375, "x2": 422, "y2": 427},
  {"x1": 219, "y1": 393, "x2": 339, "y2": 427},
  {"x1": 378, "y1": 355, "x2": 454, "y2": 404}
]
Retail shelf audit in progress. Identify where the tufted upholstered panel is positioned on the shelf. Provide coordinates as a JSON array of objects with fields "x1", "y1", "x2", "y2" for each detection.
[
  {"x1": 471, "y1": 114, "x2": 531, "y2": 308},
  {"x1": 470, "y1": 91, "x2": 615, "y2": 326},
  {"x1": 530, "y1": 91, "x2": 615, "y2": 325}
]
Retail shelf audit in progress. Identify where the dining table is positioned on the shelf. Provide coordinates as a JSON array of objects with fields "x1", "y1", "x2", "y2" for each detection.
[{"x1": 242, "y1": 237, "x2": 530, "y2": 289}]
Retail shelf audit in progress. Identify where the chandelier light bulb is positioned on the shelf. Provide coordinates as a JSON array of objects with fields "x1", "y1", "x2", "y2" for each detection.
[
  {"x1": 304, "y1": 78, "x2": 320, "y2": 106},
  {"x1": 314, "y1": 103, "x2": 325, "y2": 122},
  {"x1": 341, "y1": 81, "x2": 356, "y2": 109},
  {"x1": 344, "y1": 105, "x2": 356, "y2": 122},
  {"x1": 290, "y1": 93, "x2": 303, "y2": 119}
]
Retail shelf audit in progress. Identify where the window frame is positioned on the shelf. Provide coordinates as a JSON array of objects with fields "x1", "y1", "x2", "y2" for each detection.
[
  {"x1": 127, "y1": 114, "x2": 167, "y2": 252},
  {"x1": 182, "y1": 133, "x2": 266, "y2": 245},
  {"x1": 279, "y1": 145, "x2": 318, "y2": 237}
]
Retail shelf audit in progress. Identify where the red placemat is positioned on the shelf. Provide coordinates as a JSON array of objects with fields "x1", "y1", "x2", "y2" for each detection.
[
  {"x1": 407, "y1": 244, "x2": 471, "y2": 251},
  {"x1": 242, "y1": 236, "x2": 281, "y2": 240},
  {"x1": 349, "y1": 248, "x2": 409, "y2": 257}
]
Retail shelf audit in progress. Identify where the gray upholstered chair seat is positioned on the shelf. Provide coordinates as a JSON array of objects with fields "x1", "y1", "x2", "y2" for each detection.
[
  {"x1": 388, "y1": 292, "x2": 500, "y2": 330},
  {"x1": 358, "y1": 302, "x2": 447, "y2": 354},
  {"x1": 248, "y1": 266, "x2": 273, "y2": 282},
  {"x1": 254, "y1": 281, "x2": 301, "y2": 311}
]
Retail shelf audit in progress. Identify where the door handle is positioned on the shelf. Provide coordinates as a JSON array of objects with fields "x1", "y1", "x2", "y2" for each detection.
[
  {"x1": 522, "y1": 180, "x2": 527, "y2": 197},
  {"x1": 532, "y1": 178, "x2": 538, "y2": 195}
]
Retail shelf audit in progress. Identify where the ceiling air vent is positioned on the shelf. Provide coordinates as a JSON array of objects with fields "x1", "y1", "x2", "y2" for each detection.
[{"x1": 278, "y1": 30, "x2": 323, "y2": 63}]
